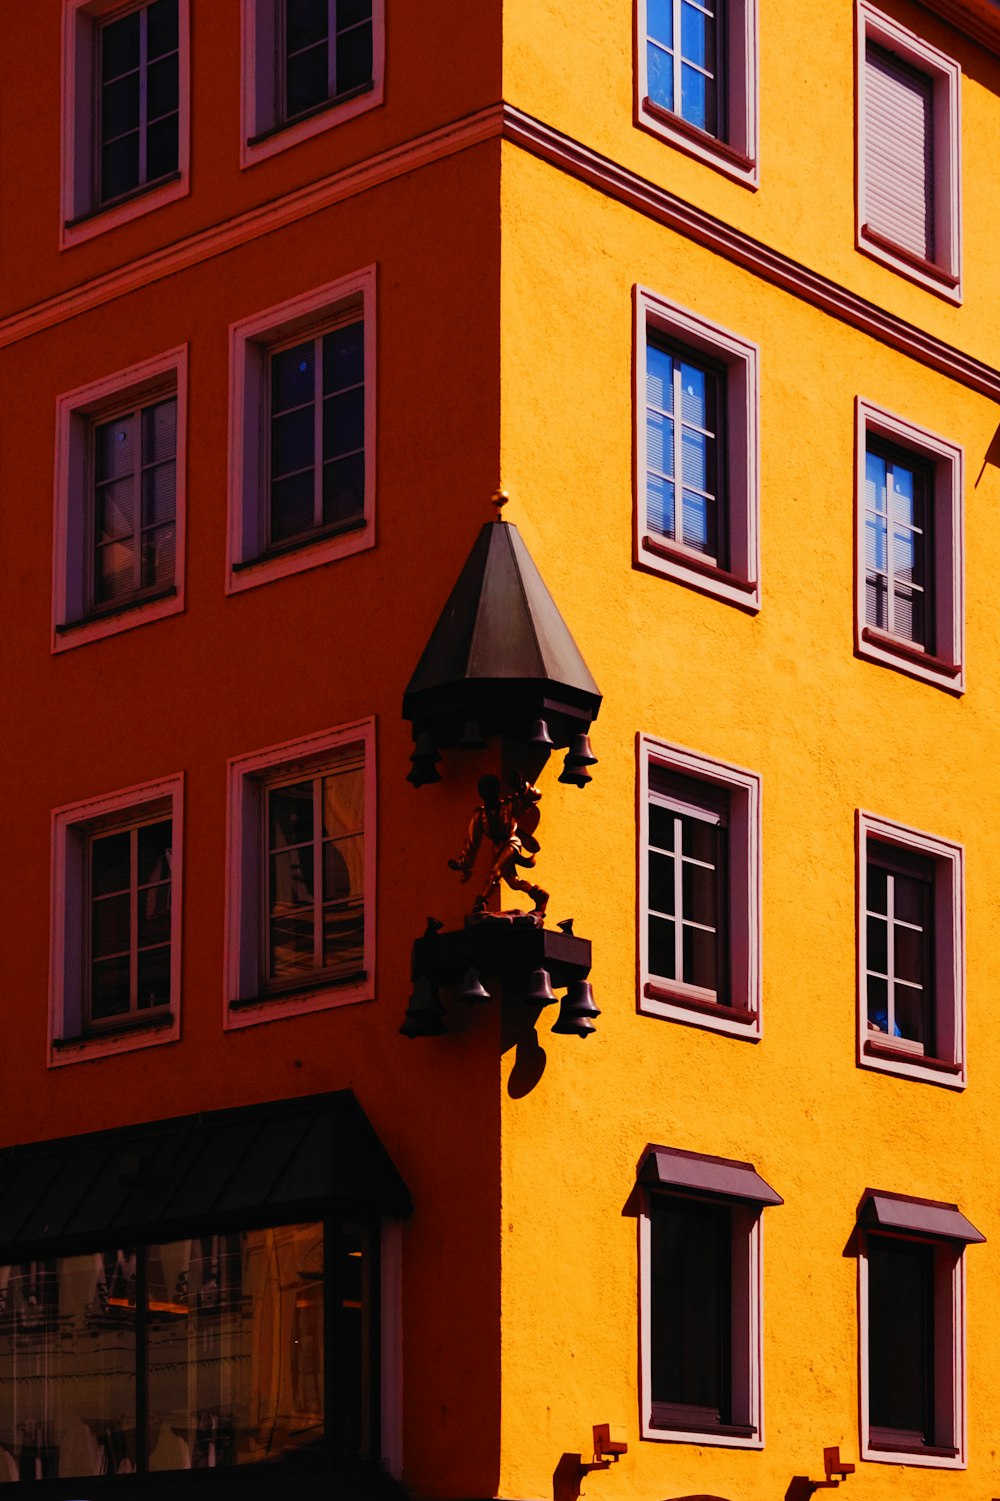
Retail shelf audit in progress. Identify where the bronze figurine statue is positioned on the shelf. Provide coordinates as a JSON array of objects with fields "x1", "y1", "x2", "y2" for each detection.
[{"x1": 448, "y1": 772, "x2": 548, "y2": 916}]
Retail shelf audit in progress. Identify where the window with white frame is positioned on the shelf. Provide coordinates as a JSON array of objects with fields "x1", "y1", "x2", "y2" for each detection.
[
  {"x1": 225, "y1": 721, "x2": 375, "y2": 1027},
  {"x1": 857, "y1": 1189, "x2": 983, "y2": 1467},
  {"x1": 227, "y1": 270, "x2": 375, "y2": 593},
  {"x1": 640, "y1": 736, "x2": 760, "y2": 1039},
  {"x1": 857, "y1": 812, "x2": 964, "y2": 1088},
  {"x1": 50, "y1": 774, "x2": 183, "y2": 1065},
  {"x1": 53, "y1": 349, "x2": 187, "y2": 652},
  {"x1": 857, "y1": 3, "x2": 961, "y2": 298},
  {"x1": 855, "y1": 399, "x2": 963, "y2": 691},
  {"x1": 638, "y1": 1144, "x2": 781, "y2": 1447},
  {"x1": 61, "y1": 0, "x2": 190, "y2": 247},
  {"x1": 637, "y1": 0, "x2": 758, "y2": 186},
  {"x1": 636, "y1": 289, "x2": 759, "y2": 611},
  {"x1": 241, "y1": 0, "x2": 384, "y2": 167}
]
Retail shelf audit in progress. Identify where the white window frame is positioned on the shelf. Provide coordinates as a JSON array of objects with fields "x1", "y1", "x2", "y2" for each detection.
[
  {"x1": 635, "y1": 288, "x2": 760, "y2": 612},
  {"x1": 241, "y1": 0, "x2": 385, "y2": 169},
  {"x1": 53, "y1": 346, "x2": 188, "y2": 653},
  {"x1": 636, "y1": 0, "x2": 759, "y2": 188},
  {"x1": 857, "y1": 811, "x2": 965, "y2": 1089},
  {"x1": 227, "y1": 267, "x2": 376, "y2": 595},
  {"x1": 49, "y1": 773, "x2": 183, "y2": 1067},
  {"x1": 639, "y1": 735, "x2": 761, "y2": 1040},
  {"x1": 639, "y1": 1180, "x2": 765, "y2": 1448},
  {"x1": 224, "y1": 718, "x2": 376, "y2": 1030},
  {"x1": 856, "y1": 2, "x2": 962, "y2": 301},
  {"x1": 855, "y1": 399, "x2": 964, "y2": 692},
  {"x1": 60, "y1": 0, "x2": 191, "y2": 250},
  {"x1": 858, "y1": 1223, "x2": 966, "y2": 1467}
]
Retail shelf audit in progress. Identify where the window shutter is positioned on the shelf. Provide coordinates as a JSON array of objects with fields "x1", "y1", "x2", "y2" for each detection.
[{"x1": 865, "y1": 43, "x2": 934, "y2": 262}]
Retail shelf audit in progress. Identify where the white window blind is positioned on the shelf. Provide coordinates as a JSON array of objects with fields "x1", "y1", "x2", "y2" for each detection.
[{"x1": 865, "y1": 43, "x2": 934, "y2": 262}]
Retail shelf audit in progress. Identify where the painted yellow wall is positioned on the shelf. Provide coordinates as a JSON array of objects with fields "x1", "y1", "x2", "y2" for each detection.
[
  {"x1": 496, "y1": 139, "x2": 1000, "y2": 1500},
  {"x1": 501, "y1": 0, "x2": 1000, "y2": 366}
]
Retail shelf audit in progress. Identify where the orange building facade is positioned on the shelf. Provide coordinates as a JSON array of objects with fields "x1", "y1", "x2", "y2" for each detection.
[{"x1": 1, "y1": 2, "x2": 1000, "y2": 1500}]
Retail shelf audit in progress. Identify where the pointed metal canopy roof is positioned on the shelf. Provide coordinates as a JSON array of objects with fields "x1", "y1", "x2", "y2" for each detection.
[{"x1": 403, "y1": 520, "x2": 601, "y2": 748}]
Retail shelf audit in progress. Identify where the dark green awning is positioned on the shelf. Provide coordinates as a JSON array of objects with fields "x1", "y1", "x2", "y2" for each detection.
[{"x1": 0, "y1": 1092, "x2": 411, "y2": 1258}]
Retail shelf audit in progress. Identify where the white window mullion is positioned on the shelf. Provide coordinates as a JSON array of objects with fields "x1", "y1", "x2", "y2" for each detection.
[
  {"x1": 673, "y1": 814, "x2": 685, "y2": 982},
  {"x1": 885, "y1": 872, "x2": 896, "y2": 1039},
  {"x1": 671, "y1": 362, "x2": 683, "y2": 542}
]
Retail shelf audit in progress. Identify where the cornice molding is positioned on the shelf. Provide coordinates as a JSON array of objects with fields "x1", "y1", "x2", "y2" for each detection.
[
  {"x1": 500, "y1": 105, "x2": 1000, "y2": 401},
  {"x1": 917, "y1": 0, "x2": 1000, "y2": 53},
  {"x1": 2, "y1": 98, "x2": 998, "y2": 404}
]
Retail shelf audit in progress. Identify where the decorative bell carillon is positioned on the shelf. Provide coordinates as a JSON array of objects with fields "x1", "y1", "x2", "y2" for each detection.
[
  {"x1": 459, "y1": 718, "x2": 489, "y2": 750},
  {"x1": 407, "y1": 733, "x2": 442, "y2": 787},
  {"x1": 551, "y1": 979, "x2": 600, "y2": 1037},
  {"x1": 526, "y1": 717, "x2": 555, "y2": 749},
  {"x1": 522, "y1": 968, "x2": 557, "y2": 1006},
  {"x1": 400, "y1": 977, "x2": 447, "y2": 1037},
  {"x1": 458, "y1": 967, "x2": 490, "y2": 1004},
  {"x1": 558, "y1": 734, "x2": 598, "y2": 788}
]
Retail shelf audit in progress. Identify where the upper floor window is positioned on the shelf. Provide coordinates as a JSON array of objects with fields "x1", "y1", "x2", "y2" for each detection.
[
  {"x1": 857, "y1": 811, "x2": 964, "y2": 1089},
  {"x1": 227, "y1": 269, "x2": 375, "y2": 593},
  {"x1": 855, "y1": 399, "x2": 963, "y2": 692},
  {"x1": 640, "y1": 736, "x2": 761, "y2": 1040},
  {"x1": 88, "y1": 815, "x2": 172, "y2": 1028},
  {"x1": 636, "y1": 288, "x2": 759, "y2": 612},
  {"x1": 857, "y1": 1189, "x2": 984, "y2": 1468},
  {"x1": 61, "y1": 0, "x2": 191, "y2": 248},
  {"x1": 53, "y1": 348, "x2": 187, "y2": 652},
  {"x1": 225, "y1": 719, "x2": 375, "y2": 1028},
  {"x1": 241, "y1": 0, "x2": 384, "y2": 167},
  {"x1": 857, "y1": 3, "x2": 961, "y2": 299},
  {"x1": 637, "y1": 0, "x2": 758, "y2": 186}
]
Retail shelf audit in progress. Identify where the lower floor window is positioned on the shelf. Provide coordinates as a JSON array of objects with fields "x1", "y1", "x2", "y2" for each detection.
[
  {"x1": 867, "y1": 1235, "x2": 935, "y2": 1447},
  {"x1": 0, "y1": 1218, "x2": 374, "y2": 1480}
]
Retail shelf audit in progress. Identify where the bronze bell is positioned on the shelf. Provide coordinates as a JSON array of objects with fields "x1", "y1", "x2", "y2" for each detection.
[
  {"x1": 458, "y1": 966, "x2": 490, "y2": 1004},
  {"x1": 407, "y1": 732, "x2": 442, "y2": 787},
  {"x1": 558, "y1": 733, "x2": 598, "y2": 788},
  {"x1": 459, "y1": 718, "x2": 489, "y2": 750},
  {"x1": 551, "y1": 979, "x2": 600, "y2": 1037},
  {"x1": 400, "y1": 977, "x2": 447, "y2": 1037},
  {"x1": 522, "y1": 967, "x2": 557, "y2": 1006},
  {"x1": 527, "y1": 717, "x2": 555, "y2": 748}
]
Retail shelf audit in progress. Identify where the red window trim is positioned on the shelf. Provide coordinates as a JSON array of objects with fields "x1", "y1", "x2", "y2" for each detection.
[
  {"x1": 643, "y1": 980, "x2": 756, "y2": 1023},
  {"x1": 863, "y1": 1038, "x2": 962, "y2": 1074},
  {"x1": 861, "y1": 625, "x2": 961, "y2": 677}
]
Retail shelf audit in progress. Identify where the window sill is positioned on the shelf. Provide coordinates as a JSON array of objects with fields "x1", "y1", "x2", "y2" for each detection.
[
  {"x1": 53, "y1": 584, "x2": 183, "y2": 653},
  {"x1": 868, "y1": 1438, "x2": 959, "y2": 1459},
  {"x1": 644, "y1": 981, "x2": 756, "y2": 1024},
  {"x1": 54, "y1": 1010, "x2": 175, "y2": 1048},
  {"x1": 247, "y1": 81, "x2": 375, "y2": 147},
  {"x1": 61, "y1": 170, "x2": 189, "y2": 251},
  {"x1": 858, "y1": 626, "x2": 964, "y2": 694},
  {"x1": 639, "y1": 534, "x2": 760, "y2": 613},
  {"x1": 650, "y1": 1412, "x2": 756, "y2": 1440},
  {"x1": 57, "y1": 585, "x2": 178, "y2": 634},
  {"x1": 50, "y1": 1009, "x2": 178, "y2": 1067},
  {"x1": 65, "y1": 171, "x2": 183, "y2": 231},
  {"x1": 641, "y1": 979, "x2": 761, "y2": 1041},
  {"x1": 226, "y1": 971, "x2": 372, "y2": 1029},
  {"x1": 639, "y1": 96, "x2": 758, "y2": 188},
  {"x1": 232, "y1": 516, "x2": 365, "y2": 573},
  {"x1": 231, "y1": 971, "x2": 366, "y2": 1010},
  {"x1": 863, "y1": 1039, "x2": 962, "y2": 1075},
  {"x1": 858, "y1": 224, "x2": 961, "y2": 303},
  {"x1": 227, "y1": 515, "x2": 372, "y2": 595}
]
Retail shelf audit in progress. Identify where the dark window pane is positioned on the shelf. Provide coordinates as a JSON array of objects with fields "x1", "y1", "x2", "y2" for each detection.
[
  {"x1": 682, "y1": 858, "x2": 717, "y2": 927},
  {"x1": 141, "y1": 461, "x2": 176, "y2": 529},
  {"x1": 647, "y1": 475, "x2": 675, "y2": 539},
  {"x1": 894, "y1": 871, "x2": 929, "y2": 926},
  {"x1": 138, "y1": 892, "x2": 171, "y2": 951},
  {"x1": 894, "y1": 925, "x2": 926, "y2": 986},
  {"x1": 648, "y1": 914, "x2": 676, "y2": 980},
  {"x1": 138, "y1": 821, "x2": 171, "y2": 885},
  {"x1": 102, "y1": 133, "x2": 141, "y2": 200},
  {"x1": 272, "y1": 406, "x2": 316, "y2": 479},
  {"x1": 97, "y1": 414, "x2": 137, "y2": 482},
  {"x1": 650, "y1": 1198, "x2": 730, "y2": 1415},
  {"x1": 92, "y1": 955, "x2": 131, "y2": 1019},
  {"x1": 681, "y1": 817, "x2": 717, "y2": 863},
  {"x1": 271, "y1": 471, "x2": 316, "y2": 543},
  {"x1": 893, "y1": 986, "x2": 926, "y2": 1046},
  {"x1": 96, "y1": 538, "x2": 136, "y2": 602},
  {"x1": 270, "y1": 782, "x2": 313, "y2": 850},
  {"x1": 141, "y1": 523, "x2": 176, "y2": 590},
  {"x1": 867, "y1": 912, "x2": 888, "y2": 976},
  {"x1": 648, "y1": 851, "x2": 676, "y2": 916},
  {"x1": 142, "y1": 398, "x2": 177, "y2": 461},
  {"x1": 322, "y1": 769, "x2": 364, "y2": 837},
  {"x1": 93, "y1": 894, "x2": 130, "y2": 959},
  {"x1": 102, "y1": 11, "x2": 140, "y2": 81},
  {"x1": 146, "y1": 112, "x2": 179, "y2": 180},
  {"x1": 147, "y1": 55, "x2": 179, "y2": 121},
  {"x1": 648, "y1": 804, "x2": 677, "y2": 854},
  {"x1": 869, "y1": 1238, "x2": 933, "y2": 1440},
  {"x1": 323, "y1": 903, "x2": 364, "y2": 970},
  {"x1": 270, "y1": 912, "x2": 315, "y2": 978},
  {"x1": 339, "y1": 0, "x2": 373, "y2": 28},
  {"x1": 272, "y1": 342, "x2": 316, "y2": 414},
  {"x1": 96, "y1": 479, "x2": 135, "y2": 542},
  {"x1": 336, "y1": 21, "x2": 373, "y2": 92},
  {"x1": 682, "y1": 923, "x2": 717, "y2": 991},
  {"x1": 867, "y1": 863, "x2": 888, "y2": 914},
  {"x1": 866, "y1": 571, "x2": 888, "y2": 629},
  {"x1": 323, "y1": 832, "x2": 363, "y2": 903},
  {"x1": 93, "y1": 832, "x2": 131, "y2": 897},
  {"x1": 137, "y1": 945, "x2": 171, "y2": 1009},
  {"x1": 867, "y1": 974, "x2": 890, "y2": 1033},
  {"x1": 287, "y1": 43, "x2": 329, "y2": 117},
  {"x1": 323, "y1": 322, "x2": 364, "y2": 392},
  {"x1": 147, "y1": 0, "x2": 179, "y2": 58},
  {"x1": 322, "y1": 386, "x2": 365, "y2": 460},
  {"x1": 271, "y1": 848, "x2": 316, "y2": 910},
  {"x1": 287, "y1": 0, "x2": 329, "y2": 51},
  {"x1": 322, "y1": 452, "x2": 365, "y2": 526},
  {"x1": 102, "y1": 73, "x2": 140, "y2": 141}
]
